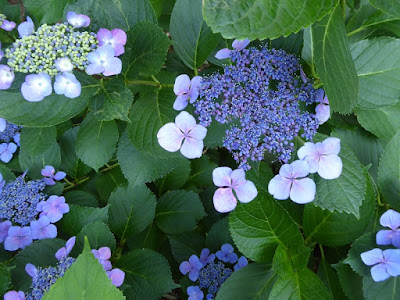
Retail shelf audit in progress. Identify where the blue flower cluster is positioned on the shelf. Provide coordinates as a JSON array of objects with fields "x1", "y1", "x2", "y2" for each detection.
[
  {"x1": 193, "y1": 46, "x2": 320, "y2": 170},
  {"x1": 0, "y1": 118, "x2": 21, "y2": 163},
  {"x1": 0, "y1": 167, "x2": 69, "y2": 251},
  {"x1": 180, "y1": 244, "x2": 248, "y2": 299}
]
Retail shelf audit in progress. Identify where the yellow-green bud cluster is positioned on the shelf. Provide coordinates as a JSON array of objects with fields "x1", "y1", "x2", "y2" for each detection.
[
  {"x1": 5, "y1": 22, "x2": 98, "y2": 76},
  {"x1": 0, "y1": 14, "x2": 5, "y2": 27}
]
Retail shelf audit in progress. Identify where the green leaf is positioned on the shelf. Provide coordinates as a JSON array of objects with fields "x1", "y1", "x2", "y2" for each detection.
[
  {"x1": 216, "y1": 263, "x2": 278, "y2": 300},
  {"x1": 64, "y1": 190, "x2": 99, "y2": 207},
  {"x1": 43, "y1": 238, "x2": 124, "y2": 300},
  {"x1": 170, "y1": 0, "x2": 221, "y2": 70},
  {"x1": 206, "y1": 218, "x2": 234, "y2": 253},
  {"x1": 126, "y1": 222, "x2": 166, "y2": 251},
  {"x1": 108, "y1": 184, "x2": 156, "y2": 239},
  {"x1": 114, "y1": 249, "x2": 176, "y2": 299},
  {"x1": 0, "y1": 264, "x2": 11, "y2": 295},
  {"x1": 89, "y1": 80, "x2": 134, "y2": 122},
  {"x1": 378, "y1": 130, "x2": 400, "y2": 209},
  {"x1": 0, "y1": 73, "x2": 98, "y2": 127},
  {"x1": 20, "y1": 127, "x2": 57, "y2": 157},
  {"x1": 59, "y1": 204, "x2": 109, "y2": 236},
  {"x1": 333, "y1": 262, "x2": 364, "y2": 300},
  {"x1": 123, "y1": 22, "x2": 170, "y2": 78},
  {"x1": 245, "y1": 161, "x2": 274, "y2": 193},
  {"x1": 203, "y1": 0, "x2": 336, "y2": 40},
  {"x1": 76, "y1": 115, "x2": 119, "y2": 171},
  {"x1": 312, "y1": 135, "x2": 367, "y2": 218},
  {"x1": 73, "y1": 222, "x2": 116, "y2": 256},
  {"x1": 272, "y1": 244, "x2": 311, "y2": 278},
  {"x1": 155, "y1": 159, "x2": 191, "y2": 194},
  {"x1": 65, "y1": 0, "x2": 156, "y2": 32},
  {"x1": 317, "y1": 260, "x2": 347, "y2": 300},
  {"x1": 117, "y1": 131, "x2": 182, "y2": 185},
  {"x1": 155, "y1": 190, "x2": 206, "y2": 234},
  {"x1": 95, "y1": 167, "x2": 128, "y2": 201},
  {"x1": 0, "y1": 164, "x2": 16, "y2": 182},
  {"x1": 229, "y1": 191, "x2": 303, "y2": 263},
  {"x1": 356, "y1": 102, "x2": 400, "y2": 140},
  {"x1": 24, "y1": 0, "x2": 74, "y2": 24},
  {"x1": 269, "y1": 268, "x2": 332, "y2": 300},
  {"x1": 203, "y1": 121, "x2": 230, "y2": 148},
  {"x1": 351, "y1": 38, "x2": 400, "y2": 108},
  {"x1": 363, "y1": 276, "x2": 400, "y2": 300},
  {"x1": 369, "y1": 0, "x2": 400, "y2": 18},
  {"x1": 59, "y1": 127, "x2": 92, "y2": 179},
  {"x1": 344, "y1": 232, "x2": 376, "y2": 277},
  {"x1": 303, "y1": 173, "x2": 375, "y2": 246},
  {"x1": 168, "y1": 232, "x2": 205, "y2": 263},
  {"x1": 270, "y1": 31, "x2": 304, "y2": 55},
  {"x1": 313, "y1": 4, "x2": 359, "y2": 114},
  {"x1": 11, "y1": 239, "x2": 65, "y2": 291},
  {"x1": 185, "y1": 156, "x2": 217, "y2": 188}
]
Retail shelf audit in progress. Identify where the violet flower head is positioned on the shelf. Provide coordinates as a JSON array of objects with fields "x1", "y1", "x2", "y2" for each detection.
[
  {"x1": 37, "y1": 195, "x2": 69, "y2": 223},
  {"x1": 234, "y1": 256, "x2": 248, "y2": 271},
  {"x1": 0, "y1": 142, "x2": 17, "y2": 163},
  {"x1": 21, "y1": 73, "x2": 52, "y2": 102},
  {"x1": 41, "y1": 165, "x2": 67, "y2": 186},
  {"x1": 0, "y1": 65, "x2": 15, "y2": 90},
  {"x1": 54, "y1": 57, "x2": 74, "y2": 73},
  {"x1": 315, "y1": 89, "x2": 330, "y2": 124},
  {"x1": 66, "y1": 11, "x2": 91, "y2": 28},
  {"x1": 3, "y1": 291, "x2": 25, "y2": 300},
  {"x1": 92, "y1": 247, "x2": 112, "y2": 271},
  {"x1": 216, "y1": 243, "x2": 238, "y2": 264},
  {"x1": 361, "y1": 248, "x2": 400, "y2": 282},
  {"x1": 157, "y1": 111, "x2": 207, "y2": 159},
  {"x1": 54, "y1": 72, "x2": 81, "y2": 99},
  {"x1": 173, "y1": 74, "x2": 202, "y2": 110},
  {"x1": 107, "y1": 268, "x2": 125, "y2": 287},
  {"x1": 97, "y1": 28, "x2": 127, "y2": 56},
  {"x1": 199, "y1": 248, "x2": 215, "y2": 266},
  {"x1": 1, "y1": 20, "x2": 16, "y2": 31},
  {"x1": 268, "y1": 160, "x2": 316, "y2": 204},
  {"x1": 212, "y1": 167, "x2": 257, "y2": 213},
  {"x1": 4, "y1": 226, "x2": 32, "y2": 251},
  {"x1": 376, "y1": 209, "x2": 400, "y2": 248},
  {"x1": 187, "y1": 286, "x2": 204, "y2": 300},
  {"x1": 179, "y1": 254, "x2": 203, "y2": 282},
  {"x1": 297, "y1": 137, "x2": 342, "y2": 180},
  {"x1": 17, "y1": 16, "x2": 35, "y2": 37},
  {"x1": 86, "y1": 45, "x2": 122, "y2": 76},
  {"x1": 30, "y1": 216, "x2": 57, "y2": 240},
  {"x1": 0, "y1": 220, "x2": 11, "y2": 243},
  {"x1": 215, "y1": 38, "x2": 250, "y2": 59},
  {"x1": 55, "y1": 236, "x2": 76, "y2": 260}
]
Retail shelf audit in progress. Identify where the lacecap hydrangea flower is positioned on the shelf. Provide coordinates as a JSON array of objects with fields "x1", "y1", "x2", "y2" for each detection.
[
  {"x1": 376, "y1": 209, "x2": 400, "y2": 248},
  {"x1": 85, "y1": 45, "x2": 122, "y2": 76},
  {"x1": 173, "y1": 74, "x2": 202, "y2": 111},
  {"x1": 361, "y1": 248, "x2": 400, "y2": 282},
  {"x1": 41, "y1": 165, "x2": 66, "y2": 185},
  {"x1": 97, "y1": 28, "x2": 127, "y2": 56},
  {"x1": 180, "y1": 245, "x2": 248, "y2": 299}
]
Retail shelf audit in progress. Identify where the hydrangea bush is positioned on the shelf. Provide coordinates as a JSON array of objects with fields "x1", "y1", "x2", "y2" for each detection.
[{"x1": 0, "y1": 0, "x2": 399, "y2": 299}]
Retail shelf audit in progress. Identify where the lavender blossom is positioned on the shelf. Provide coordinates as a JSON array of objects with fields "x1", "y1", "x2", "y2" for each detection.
[
  {"x1": 21, "y1": 73, "x2": 52, "y2": 102},
  {"x1": 55, "y1": 236, "x2": 76, "y2": 260},
  {"x1": 376, "y1": 209, "x2": 400, "y2": 248},
  {"x1": 54, "y1": 72, "x2": 82, "y2": 99},
  {"x1": 66, "y1": 11, "x2": 91, "y2": 28},
  {"x1": 4, "y1": 226, "x2": 32, "y2": 251},
  {"x1": 107, "y1": 268, "x2": 125, "y2": 287},
  {"x1": 97, "y1": 28, "x2": 127, "y2": 56},
  {"x1": 92, "y1": 247, "x2": 112, "y2": 271},
  {"x1": 3, "y1": 291, "x2": 25, "y2": 300},
  {"x1": 86, "y1": 45, "x2": 122, "y2": 76},
  {"x1": 173, "y1": 75, "x2": 202, "y2": 110},
  {"x1": 0, "y1": 65, "x2": 15, "y2": 89},
  {"x1": 18, "y1": 16, "x2": 35, "y2": 37},
  {"x1": 0, "y1": 142, "x2": 17, "y2": 163},
  {"x1": 37, "y1": 195, "x2": 69, "y2": 223},
  {"x1": 361, "y1": 248, "x2": 400, "y2": 282},
  {"x1": 1, "y1": 20, "x2": 16, "y2": 31},
  {"x1": 30, "y1": 216, "x2": 57, "y2": 240},
  {"x1": 180, "y1": 254, "x2": 203, "y2": 282},
  {"x1": 216, "y1": 244, "x2": 238, "y2": 264},
  {"x1": 41, "y1": 165, "x2": 67, "y2": 186},
  {"x1": 187, "y1": 286, "x2": 204, "y2": 300}
]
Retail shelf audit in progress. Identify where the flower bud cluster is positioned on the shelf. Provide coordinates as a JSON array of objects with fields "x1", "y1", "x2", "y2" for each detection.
[{"x1": 5, "y1": 22, "x2": 98, "y2": 76}]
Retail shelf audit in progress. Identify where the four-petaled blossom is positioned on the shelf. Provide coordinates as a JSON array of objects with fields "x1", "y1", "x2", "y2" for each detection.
[
  {"x1": 315, "y1": 89, "x2": 330, "y2": 124},
  {"x1": 173, "y1": 74, "x2": 202, "y2": 110},
  {"x1": 215, "y1": 38, "x2": 250, "y2": 59},
  {"x1": 54, "y1": 72, "x2": 81, "y2": 99},
  {"x1": 86, "y1": 45, "x2": 122, "y2": 76},
  {"x1": 216, "y1": 244, "x2": 238, "y2": 264},
  {"x1": 199, "y1": 248, "x2": 215, "y2": 266},
  {"x1": 4, "y1": 291, "x2": 25, "y2": 300},
  {"x1": 212, "y1": 167, "x2": 257, "y2": 213},
  {"x1": 18, "y1": 16, "x2": 35, "y2": 37},
  {"x1": 179, "y1": 254, "x2": 203, "y2": 282},
  {"x1": 30, "y1": 216, "x2": 57, "y2": 240},
  {"x1": 187, "y1": 286, "x2": 204, "y2": 300},
  {"x1": 1, "y1": 20, "x2": 16, "y2": 31},
  {"x1": 92, "y1": 247, "x2": 112, "y2": 271},
  {"x1": 55, "y1": 236, "x2": 76, "y2": 260},
  {"x1": 97, "y1": 28, "x2": 127, "y2": 56},
  {"x1": 21, "y1": 73, "x2": 52, "y2": 102},
  {"x1": 234, "y1": 256, "x2": 248, "y2": 271},
  {"x1": 377, "y1": 209, "x2": 400, "y2": 248},
  {"x1": 297, "y1": 137, "x2": 342, "y2": 180},
  {"x1": 54, "y1": 57, "x2": 74, "y2": 73},
  {"x1": 361, "y1": 248, "x2": 400, "y2": 282},
  {"x1": 0, "y1": 220, "x2": 11, "y2": 243},
  {"x1": 268, "y1": 160, "x2": 316, "y2": 204},
  {"x1": 0, "y1": 65, "x2": 15, "y2": 90},
  {"x1": 41, "y1": 165, "x2": 67, "y2": 186},
  {"x1": 37, "y1": 195, "x2": 69, "y2": 223},
  {"x1": 0, "y1": 142, "x2": 17, "y2": 163},
  {"x1": 107, "y1": 268, "x2": 125, "y2": 287},
  {"x1": 66, "y1": 11, "x2": 91, "y2": 28},
  {"x1": 4, "y1": 226, "x2": 32, "y2": 251},
  {"x1": 157, "y1": 111, "x2": 207, "y2": 159}
]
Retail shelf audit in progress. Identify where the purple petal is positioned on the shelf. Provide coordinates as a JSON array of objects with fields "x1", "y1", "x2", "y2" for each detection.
[
  {"x1": 97, "y1": 45, "x2": 115, "y2": 61},
  {"x1": 189, "y1": 255, "x2": 203, "y2": 270},
  {"x1": 55, "y1": 247, "x2": 67, "y2": 260},
  {"x1": 18, "y1": 16, "x2": 34, "y2": 37},
  {"x1": 97, "y1": 28, "x2": 112, "y2": 45},
  {"x1": 290, "y1": 178, "x2": 316, "y2": 204},
  {"x1": 175, "y1": 111, "x2": 196, "y2": 133},
  {"x1": 0, "y1": 118, "x2": 6, "y2": 132},
  {"x1": 361, "y1": 248, "x2": 384, "y2": 266},
  {"x1": 228, "y1": 252, "x2": 238, "y2": 263},
  {"x1": 66, "y1": 236, "x2": 76, "y2": 252},
  {"x1": 316, "y1": 103, "x2": 330, "y2": 124},
  {"x1": 86, "y1": 63, "x2": 105, "y2": 75},
  {"x1": 380, "y1": 210, "x2": 400, "y2": 230},
  {"x1": 268, "y1": 175, "x2": 291, "y2": 200},
  {"x1": 4, "y1": 291, "x2": 26, "y2": 300},
  {"x1": 43, "y1": 177, "x2": 56, "y2": 185},
  {"x1": 180, "y1": 138, "x2": 204, "y2": 159},
  {"x1": 173, "y1": 95, "x2": 189, "y2": 111},
  {"x1": 232, "y1": 39, "x2": 250, "y2": 51},
  {"x1": 376, "y1": 230, "x2": 395, "y2": 246},
  {"x1": 221, "y1": 244, "x2": 234, "y2": 254},
  {"x1": 97, "y1": 247, "x2": 111, "y2": 260},
  {"x1": 174, "y1": 74, "x2": 191, "y2": 95},
  {"x1": 53, "y1": 171, "x2": 66, "y2": 181},
  {"x1": 316, "y1": 89, "x2": 325, "y2": 103},
  {"x1": 189, "y1": 124, "x2": 207, "y2": 140},
  {"x1": 157, "y1": 123, "x2": 184, "y2": 152},
  {"x1": 0, "y1": 220, "x2": 11, "y2": 243},
  {"x1": 370, "y1": 263, "x2": 390, "y2": 282},
  {"x1": 278, "y1": 163, "x2": 294, "y2": 178},
  {"x1": 102, "y1": 57, "x2": 122, "y2": 76},
  {"x1": 190, "y1": 76, "x2": 202, "y2": 90},
  {"x1": 179, "y1": 261, "x2": 192, "y2": 275},
  {"x1": 300, "y1": 66, "x2": 308, "y2": 83},
  {"x1": 230, "y1": 169, "x2": 246, "y2": 186},
  {"x1": 113, "y1": 43, "x2": 125, "y2": 57},
  {"x1": 25, "y1": 263, "x2": 38, "y2": 278},
  {"x1": 111, "y1": 28, "x2": 127, "y2": 45},
  {"x1": 41, "y1": 165, "x2": 55, "y2": 177},
  {"x1": 213, "y1": 188, "x2": 237, "y2": 213},
  {"x1": 67, "y1": 11, "x2": 90, "y2": 28},
  {"x1": 188, "y1": 269, "x2": 200, "y2": 282},
  {"x1": 291, "y1": 160, "x2": 310, "y2": 178},
  {"x1": 0, "y1": 149, "x2": 13, "y2": 163},
  {"x1": 107, "y1": 268, "x2": 125, "y2": 287},
  {"x1": 383, "y1": 249, "x2": 400, "y2": 276},
  {"x1": 234, "y1": 180, "x2": 257, "y2": 203},
  {"x1": 317, "y1": 154, "x2": 342, "y2": 180},
  {"x1": 0, "y1": 65, "x2": 15, "y2": 90},
  {"x1": 215, "y1": 48, "x2": 231, "y2": 59},
  {"x1": 321, "y1": 137, "x2": 341, "y2": 155},
  {"x1": 212, "y1": 167, "x2": 232, "y2": 187},
  {"x1": 188, "y1": 88, "x2": 199, "y2": 104}
]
